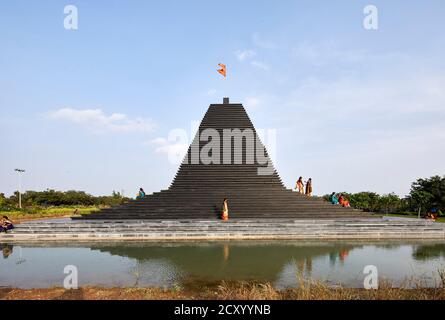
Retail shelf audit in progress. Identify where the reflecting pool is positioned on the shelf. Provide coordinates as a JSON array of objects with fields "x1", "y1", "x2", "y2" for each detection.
[{"x1": 1, "y1": 241, "x2": 445, "y2": 289}]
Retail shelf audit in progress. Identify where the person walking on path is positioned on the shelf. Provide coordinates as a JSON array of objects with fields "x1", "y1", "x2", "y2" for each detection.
[
  {"x1": 296, "y1": 177, "x2": 304, "y2": 194},
  {"x1": 305, "y1": 178, "x2": 313, "y2": 197}
]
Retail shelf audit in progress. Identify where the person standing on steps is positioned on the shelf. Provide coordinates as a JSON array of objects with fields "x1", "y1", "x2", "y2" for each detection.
[
  {"x1": 221, "y1": 198, "x2": 229, "y2": 221},
  {"x1": 305, "y1": 178, "x2": 313, "y2": 197},
  {"x1": 296, "y1": 177, "x2": 304, "y2": 194}
]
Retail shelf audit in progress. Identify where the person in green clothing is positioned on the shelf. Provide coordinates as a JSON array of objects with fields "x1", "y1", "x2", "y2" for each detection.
[
  {"x1": 137, "y1": 188, "x2": 146, "y2": 200},
  {"x1": 330, "y1": 192, "x2": 339, "y2": 205}
]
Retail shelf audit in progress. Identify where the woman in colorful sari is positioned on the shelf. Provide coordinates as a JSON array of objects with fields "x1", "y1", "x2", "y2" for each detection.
[
  {"x1": 338, "y1": 194, "x2": 344, "y2": 206},
  {"x1": 136, "y1": 188, "x2": 146, "y2": 200},
  {"x1": 296, "y1": 177, "x2": 304, "y2": 194},
  {"x1": 330, "y1": 192, "x2": 339, "y2": 205},
  {"x1": 0, "y1": 216, "x2": 14, "y2": 233},
  {"x1": 221, "y1": 198, "x2": 229, "y2": 221},
  {"x1": 305, "y1": 178, "x2": 313, "y2": 196},
  {"x1": 339, "y1": 195, "x2": 351, "y2": 208}
]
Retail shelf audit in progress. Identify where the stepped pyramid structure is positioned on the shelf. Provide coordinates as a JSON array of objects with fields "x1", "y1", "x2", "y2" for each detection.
[{"x1": 78, "y1": 98, "x2": 374, "y2": 220}]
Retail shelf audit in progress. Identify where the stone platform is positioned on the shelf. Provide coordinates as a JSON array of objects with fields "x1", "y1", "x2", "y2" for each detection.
[{"x1": 1, "y1": 217, "x2": 445, "y2": 241}]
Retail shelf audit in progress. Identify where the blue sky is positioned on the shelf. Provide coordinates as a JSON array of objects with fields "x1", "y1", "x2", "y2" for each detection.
[{"x1": 1, "y1": 0, "x2": 444, "y2": 197}]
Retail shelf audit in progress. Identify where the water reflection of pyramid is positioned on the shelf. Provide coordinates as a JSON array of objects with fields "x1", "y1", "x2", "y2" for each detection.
[
  {"x1": 79, "y1": 98, "x2": 374, "y2": 220},
  {"x1": 92, "y1": 242, "x2": 356, "y2": 282}
]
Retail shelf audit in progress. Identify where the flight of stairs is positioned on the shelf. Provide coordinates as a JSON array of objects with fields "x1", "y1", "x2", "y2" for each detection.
[
  {"x1": 4, "y1": 218, "x2": 445, "y2": 240},
  {"x1": 76, "y1": 99, "x2": 376, "y2": 220}
]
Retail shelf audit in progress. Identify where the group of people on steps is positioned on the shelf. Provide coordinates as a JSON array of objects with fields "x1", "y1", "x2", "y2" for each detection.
[
  {"x1": 295, "y1": 177, "x2": 313, "y2": 196},
  {"x1": 329, "y1": 192, "x2": 351, "y2": 207},
  {"x1": 296, "y1": 178, "x2": 351, "y2": 207}
]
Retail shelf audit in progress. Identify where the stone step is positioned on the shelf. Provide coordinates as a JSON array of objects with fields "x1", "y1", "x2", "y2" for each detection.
[
  {"x1": 5, "y1": 218, "x2": 444, "y2": 241},
  {"x1": 14, "y1": 219, "x2": 441, "y2": 228},
  {"x1": 12, "y1": 224, "x2": 441, "y2": 231}
]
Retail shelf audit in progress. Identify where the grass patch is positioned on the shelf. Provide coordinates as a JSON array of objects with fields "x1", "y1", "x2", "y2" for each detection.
[
  {"x1": 2, "y1": 279, "x2": 445, "y2": 300},
  {"x1": 0, "y1": 206, "x2": 101, "y2": 222}
]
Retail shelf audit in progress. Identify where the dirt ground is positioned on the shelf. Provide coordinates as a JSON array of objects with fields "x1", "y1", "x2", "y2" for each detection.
[
  {"x1": 1, "y1": 282, "x2": 445, "y2": 300},
  {"x1": 0, "y1": 287, "x2": 190, "y2": 300}
]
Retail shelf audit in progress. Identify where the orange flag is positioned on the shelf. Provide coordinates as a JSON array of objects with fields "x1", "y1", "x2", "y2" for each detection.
[{"x1": 217, "y1": 63, "x2": 226, "y2": 78}]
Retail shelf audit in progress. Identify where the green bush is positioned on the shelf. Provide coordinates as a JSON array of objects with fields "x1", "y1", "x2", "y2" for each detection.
[{"x1": 3, "y1": 189, "x2": 130, "y2": 208}]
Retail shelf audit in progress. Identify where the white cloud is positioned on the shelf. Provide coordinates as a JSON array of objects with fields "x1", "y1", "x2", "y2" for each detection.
[
  {"x1": 236, "y1": 50, "x2": 256, "y2": 61},
  {"x1": 149, "y1": 137, "x2": 188, "y2": 160},
  {"x1": 49, "y1": 108, "x2": 155, "y2": 133},
  {"x1": 149, "y1": 137, "x2": 168, "y2": 145},
  {"x1": 245, "y1": 97, "x2": 261, "y2": 108},
  {"x1": 154, "y1": 144, "x2": 188, "y2": 157},
  {"x1": 236, "y1": 48, "x2": 269, "y2": 70},
  {"x1": 251, "y1": 61, "x2": 270, "y2": 71}
]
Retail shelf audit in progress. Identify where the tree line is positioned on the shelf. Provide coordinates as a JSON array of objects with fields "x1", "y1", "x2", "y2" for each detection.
[
  {"x1": 322, "y1": 175, "x2": 445, "y2": 215},
  {"x1": 0, "y1": 189, "x2": 129, "y2": 210}
]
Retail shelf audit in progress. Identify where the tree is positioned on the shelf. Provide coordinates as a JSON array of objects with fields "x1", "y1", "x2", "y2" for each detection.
[
  {"x1": 0, "y1": 193, "x2": 5, "y2": 208},
  {"x1": 349, "y1": 192, "x2": 381, "y2": 212},
  {"x1": 410, "y1": 175, "x2": 445, "y2": 211},
  {"x1": 410, "y1": 190, "x2": 433, "y2": 218},
  {"x1": 2, "y1": 189, "x2": 130, "y2": 208},
  {"x1": 379, "y1": 193, "x2": 401, "y2": 214}
]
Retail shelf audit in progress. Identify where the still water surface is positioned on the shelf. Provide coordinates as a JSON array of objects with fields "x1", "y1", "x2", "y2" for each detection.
[{"x1": 1, "y1": 241, "x2": 445, "y2": 289}]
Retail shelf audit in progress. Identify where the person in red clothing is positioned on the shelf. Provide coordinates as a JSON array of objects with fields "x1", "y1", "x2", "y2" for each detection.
[{"x1": 338, "y1": 194, "x2": 351, "y2": 208}]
